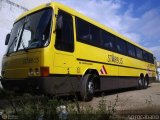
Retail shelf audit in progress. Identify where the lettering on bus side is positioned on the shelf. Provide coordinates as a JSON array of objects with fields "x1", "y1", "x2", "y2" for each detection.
[
  {"x1": 22, "y1": 57, "x2": 39, "y2": 64},
  {"x1": 107, "y1": 54, "x2": 123, "y2": 64}
]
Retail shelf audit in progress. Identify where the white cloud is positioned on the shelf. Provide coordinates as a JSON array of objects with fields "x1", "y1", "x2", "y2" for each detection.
[
  {"x1": 122, "y1": 32, "x2": 141, "y2": 43},
  {"x1": 149, "y1": 46, "x2": 160, "y2": 61},
  {"x1": 140, "y1": 9, "x2": 160, "y2": 40},
  {"x1": 150, "y1": 46, "x2": 160, "y2": 52}
]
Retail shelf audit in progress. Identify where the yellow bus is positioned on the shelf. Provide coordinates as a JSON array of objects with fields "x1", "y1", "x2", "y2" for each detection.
[{"x1": 1, "y1": 2, "x2": 156, "y2": 101}]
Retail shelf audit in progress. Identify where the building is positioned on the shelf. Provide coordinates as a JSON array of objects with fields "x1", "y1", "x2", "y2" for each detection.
[{"x1": 156, "y1": 61, "x2": 160, "y2": 81}]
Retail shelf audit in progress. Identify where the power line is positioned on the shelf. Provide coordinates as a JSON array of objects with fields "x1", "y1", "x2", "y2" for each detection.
[{"x1": 1, "y1": 0, "x2": 28, "y2": 11}]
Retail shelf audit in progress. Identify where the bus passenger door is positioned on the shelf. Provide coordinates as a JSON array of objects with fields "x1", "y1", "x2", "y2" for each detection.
[
  {"x1": 52, "y1": 10, "x2": 77, "y2": 93},
  {"x1": 54, "y1": 10, "x2": 75, "y2": 73}
]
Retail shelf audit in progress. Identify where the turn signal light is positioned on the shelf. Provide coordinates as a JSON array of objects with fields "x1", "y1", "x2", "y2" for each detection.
[
  {"x1": 35, "y1": 68, "x2": 40, "y2": 75},
  {"x1": 40, "y1": 67, "x2": 49, "y2": 77},
  {"x1": 28, "y1": 68, "x2": 34, "y2": 76}
]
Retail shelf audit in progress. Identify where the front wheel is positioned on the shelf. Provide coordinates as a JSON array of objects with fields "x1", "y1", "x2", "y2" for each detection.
[{"x1": 80, "y1": 74, "x2": 97, "y2": 101}]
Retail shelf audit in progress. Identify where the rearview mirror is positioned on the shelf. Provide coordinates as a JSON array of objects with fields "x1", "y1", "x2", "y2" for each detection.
[{"x1": 5, "y1": 33, "x2": 10, "y2": 45}]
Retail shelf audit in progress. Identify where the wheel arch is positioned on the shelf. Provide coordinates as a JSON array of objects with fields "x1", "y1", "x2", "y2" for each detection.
[
  {"x1": 140, "y1": 73, "x2": 144, "y2": 79},
  {"x1": 145, "y1": 73, "x2": 149, "y2": 78},
  {"x1": 82, "y1": 68, "x2": 100, "y2": 90}
]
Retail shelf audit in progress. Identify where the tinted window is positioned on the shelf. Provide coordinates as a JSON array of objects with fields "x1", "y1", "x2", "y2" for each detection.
[
  {"x1": 148, "y1": 53, "x2": 154, "y2": 63},
  {"x1": 101, "y1": 30, "x2": 116, "y2": 51},
  {"x1": 55, "y1": 10, "x2": 74, "y2": 52},
  {"x1": 76, "y1": 18, "x2": 90, "y2": 42},
  {"x1": 90, "y1": 24, "x2": 100, "y2": 46},
  {"x1": 136, "y1": 47, "x2": 143, "y2": 59},
  {"x1": 127, "y1": 43, "x2": 136, "y2": 57},
  {"x1": 143, "y1": 50, "x2": 149, "y2": 61},
  {"x1": 76, "y1": 18, "x2": 100, "y2": 46},
  {"x1": 116, "y1": 38, "x2": 127, "y2": 54}
]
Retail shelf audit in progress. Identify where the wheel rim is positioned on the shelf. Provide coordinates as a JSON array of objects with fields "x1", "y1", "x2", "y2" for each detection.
[
  {"x1": 145, "y1": 80, "x2": 148, "y2": 87},
  {"x1": 138, "y1": 79, "x2": 142, "y2": 86},
  {"x1": 88, "y1": 81, "x2": 94, "y2": 94}
]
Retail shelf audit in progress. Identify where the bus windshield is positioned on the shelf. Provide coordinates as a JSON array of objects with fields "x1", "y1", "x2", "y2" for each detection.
[{"x1": 7, "y1": 8, "x2": 53, "y2": 54}]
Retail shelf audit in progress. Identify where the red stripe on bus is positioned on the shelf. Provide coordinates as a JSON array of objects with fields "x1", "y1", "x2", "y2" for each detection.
[{"x1": 102, "y1": 65, "x2": 107, "y2": 74}]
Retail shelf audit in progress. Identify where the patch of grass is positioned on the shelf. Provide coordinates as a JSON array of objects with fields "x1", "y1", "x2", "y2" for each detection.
[{"x1": 0, "y1": 89, "x2": 121, "y2": 120}]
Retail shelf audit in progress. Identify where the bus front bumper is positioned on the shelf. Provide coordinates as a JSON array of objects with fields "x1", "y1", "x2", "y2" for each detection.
[
  {"x1": 1, "y1": 77, "x2": 44, "y2": 93},
  {"x1": 0, "y1": 76, "x2": 81, "y2": 95}
]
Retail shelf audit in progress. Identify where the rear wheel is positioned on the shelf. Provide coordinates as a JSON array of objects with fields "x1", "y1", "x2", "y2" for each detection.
[
  {"x1": 138, "y1": 78, "x2": 143, "y2": 89},
  {"x1": 80, "y1": 74, "x2": 97, "y2": 101},
  {"x1": 144, "y1": 75, "x2": 149, "y2": 89},
  {"x1": 138, "y1": 74, "x2": 149, "y2": 89}
]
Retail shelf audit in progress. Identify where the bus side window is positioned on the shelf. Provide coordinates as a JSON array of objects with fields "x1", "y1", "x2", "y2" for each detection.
[
  {"x1": 116, "y1": 38, "x2": 127, "y2": 54},
  {"x1": 55, "y1": 10, "x2": 74, "y2": 52},
  {"x1": 101, "y1": 30, "x2": 116, "y2": 52},
  {"x1": 127, "y1": 43, "x2": 136, "y2": 57},
  {"x1": 76, "y1": 18, "x2": 90, "y2": 42},
  {"x1": 148, "y1": 53, "x2": 154, "y2": 63},
  {"x1": 143, "y1": 50, "x2": 149, "y2": 62},
  {"x1": 136, "y1": 47, "x2": 143, "y2": 60},
  {"x1": 76, "y1": 18, "x2": 101, "y2": 47},
  {"x1": 89, "y1": 24, "x2": 100, "y2": 46}
]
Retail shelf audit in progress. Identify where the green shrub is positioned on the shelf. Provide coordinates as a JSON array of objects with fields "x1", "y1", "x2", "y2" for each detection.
[{"x1": 0, "y1": 89, "x2": 121, "y2": 120}]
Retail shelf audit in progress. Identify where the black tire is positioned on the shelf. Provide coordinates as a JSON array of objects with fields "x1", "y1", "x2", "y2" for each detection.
[
  {"x1": 144, "y1": 76, "x2": 149, "y2": 89},
  {"x1": 138, "y1": 75, "x2": 149, "y2": 89},
  {"x1": 138, "y1": 77, "x2": 144, "y2": 89},
  {"x1": 80, "y1": 74, "x2": 97, "y2": 102},
  {"x1": 1, "y1": 81, "x2": 8, "y2": 90}
]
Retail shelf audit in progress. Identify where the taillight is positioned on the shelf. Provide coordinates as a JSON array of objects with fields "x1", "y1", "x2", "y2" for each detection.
[{"x1": 40, "y1": 67, "x2": 49, "y2": 77}]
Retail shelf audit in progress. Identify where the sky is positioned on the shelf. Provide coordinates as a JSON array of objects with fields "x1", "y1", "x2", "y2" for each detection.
[{"x1": 1, "y1": 0, "x2": 160, "y2": 61}]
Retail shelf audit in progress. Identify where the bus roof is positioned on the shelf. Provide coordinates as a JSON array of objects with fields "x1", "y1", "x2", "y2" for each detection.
[{"x1": 15, "y1": 2, "x2": 153, "y2": 54}]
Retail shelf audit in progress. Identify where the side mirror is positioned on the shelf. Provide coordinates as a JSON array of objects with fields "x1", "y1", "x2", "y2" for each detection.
[{"x1": 5, "y1": 33, "x2": 10, "y2": 45}]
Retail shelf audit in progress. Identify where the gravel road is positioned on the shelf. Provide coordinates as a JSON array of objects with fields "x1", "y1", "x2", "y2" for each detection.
[{"x1": 81, "y1": 82, "x2": 160, "y2": 111}]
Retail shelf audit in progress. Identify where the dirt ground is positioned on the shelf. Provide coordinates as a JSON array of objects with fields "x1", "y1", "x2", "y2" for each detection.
[
  {"x1": 0, "y1": 82, "x2": 160, "y2": 115},
  {"x1": 81, "y1": 82, "x2": 160, "y2": 111}
]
